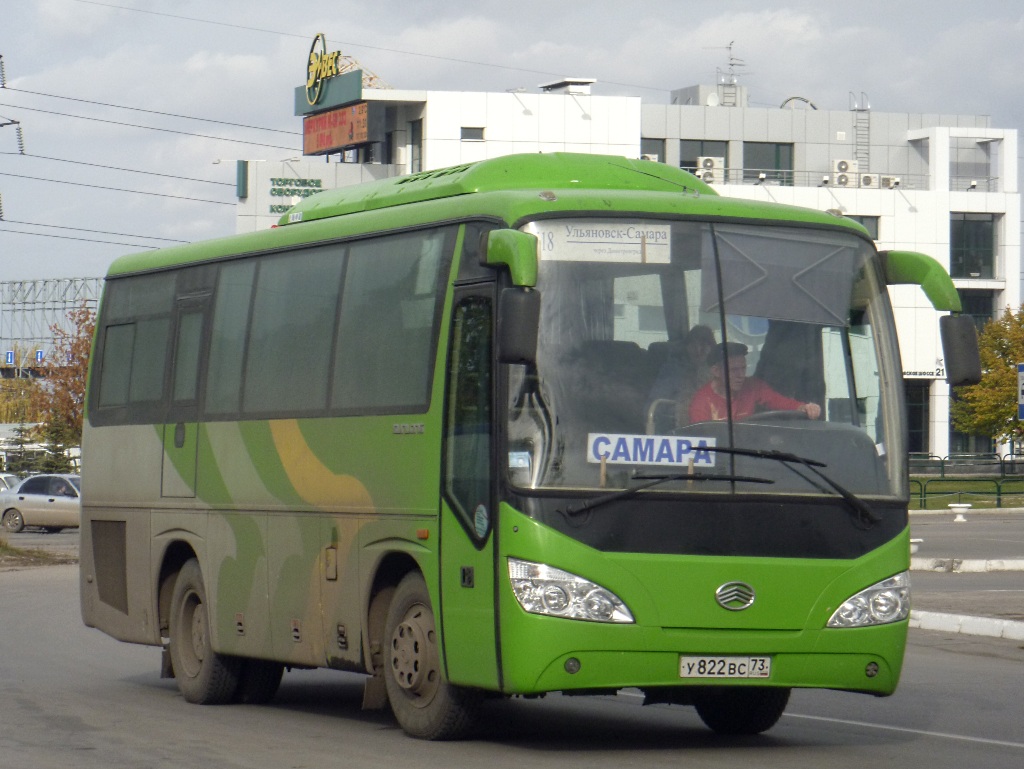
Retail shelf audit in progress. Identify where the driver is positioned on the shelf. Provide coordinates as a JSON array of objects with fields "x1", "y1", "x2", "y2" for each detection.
[{"x1": 688, "y1": 342, "x2": 822, "y2": 423}]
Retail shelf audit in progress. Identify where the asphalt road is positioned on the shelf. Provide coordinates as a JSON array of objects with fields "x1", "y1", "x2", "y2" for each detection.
[
  {"x1": 1, "y1": 566, "x2": 1023, "y2": 769},
  {"x1": 909, "y1": 511, "x2": 1024, "y2": 561},
  {"x1": 907, "y1": 511, "x2": 1024, "y2": 626}
]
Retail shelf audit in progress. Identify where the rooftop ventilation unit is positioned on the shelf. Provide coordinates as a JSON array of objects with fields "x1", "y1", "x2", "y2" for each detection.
[
  {"x1": 696, "y1": 156, "x2": 725, "y2": 184},
  {"x1": 833, "y1": 159, "x2": 859, "y2": 186}
]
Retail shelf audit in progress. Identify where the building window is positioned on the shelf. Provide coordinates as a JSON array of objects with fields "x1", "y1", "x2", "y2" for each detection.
[
  {"x1": 846, "y1": 215, "x2": 880, "y2": 240},
  {"x1": 950, "y1": 213, "x2": 995, "y2": 279},
  {"x1": 949, "y1": 409, "x2": 995, "y2": 454},
  {"x1": 680, "y1": 140, "x2": 728, "y2": 173},
  {"x1": 743, "y1": 142, "x2": 794, "y2": 185},
  {"x1": 904, "y1": 380, "x2": 929, "y2": 455},
  {"x1": 957, "y1": 289, "x2": 995, "y2": 333},
  {"x1": 640, "y1": 138, "x2": 665, "y2": 163},
  {"x1": 409, "y1": 119, "x2": 423, "y2": 173},
  {"x1": 461, "y1": 127, "x2": 484, "y2": 141}
]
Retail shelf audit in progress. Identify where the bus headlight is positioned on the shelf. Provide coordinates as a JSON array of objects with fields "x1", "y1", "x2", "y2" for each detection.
[
  {"x1": 827, "y1": 572, "x2": 911, "y2": 628},
  {"x1": 508, "y1": 558, "x2": 634, "y2": 623}
]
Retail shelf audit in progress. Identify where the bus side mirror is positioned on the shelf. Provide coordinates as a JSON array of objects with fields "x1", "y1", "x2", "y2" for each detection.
[
  {"x1": 486, "y1": 230, "x2": 538, "y2": 287},
  {"x1": 881, "y1": 250, "x2": 961, "y2": 311},
  {"x1": 497, "y1": 288, "x2": 540, "y2": 365},
  {"x1": 940, "y1": 314, "x2": 982, "y2": 386}
]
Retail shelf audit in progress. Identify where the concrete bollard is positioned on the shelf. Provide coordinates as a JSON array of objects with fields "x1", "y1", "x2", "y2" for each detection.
[{"x1": 948, "y1": 503, "x2": 971, "y2": 522}]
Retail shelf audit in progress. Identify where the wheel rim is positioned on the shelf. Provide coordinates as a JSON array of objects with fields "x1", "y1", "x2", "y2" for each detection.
[
  {"x1": 177, "y1": 590, "x2": 205, "y2": 678},
  {"x1": 389, "y1": 602, "x2": 440, "y2": 707},
  {"x1": 4, "y1": 511, "x2": 22, "y2": 531}
]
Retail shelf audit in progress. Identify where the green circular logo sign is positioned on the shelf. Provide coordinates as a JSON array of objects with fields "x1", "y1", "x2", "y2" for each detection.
[{"x1": 306, "y1": 33, "x2": 341, "y2": 106}]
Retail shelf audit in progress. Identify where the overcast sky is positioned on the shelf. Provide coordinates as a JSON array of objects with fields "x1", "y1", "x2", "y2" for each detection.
[{"x1": 2, "y1": 0, "x2": 1023, "y2": 281}]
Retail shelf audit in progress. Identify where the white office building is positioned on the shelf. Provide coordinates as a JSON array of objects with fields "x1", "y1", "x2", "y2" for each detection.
[{"x1": 234, "y1": 76, "x2": 1020, "y2": 459}]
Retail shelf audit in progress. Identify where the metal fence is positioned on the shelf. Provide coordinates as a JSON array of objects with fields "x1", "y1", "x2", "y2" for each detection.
[
  {"x1": 908, "y1": 453, "x2": 1024, "y2": 477},
  {"x1": 909, "y1": 476, "x2": 1024, "y2": 509}
]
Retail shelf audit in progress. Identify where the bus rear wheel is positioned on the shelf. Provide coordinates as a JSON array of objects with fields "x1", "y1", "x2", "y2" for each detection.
[
  {"x1": 383, "y1": 572, "x2": 481, "y2": 740},
  {"x1": 693, "y1": 687, "x2": 790, "y2": 735},
  {"x1": 168, "y1": 558, "x2": 241, "y2": 704}
]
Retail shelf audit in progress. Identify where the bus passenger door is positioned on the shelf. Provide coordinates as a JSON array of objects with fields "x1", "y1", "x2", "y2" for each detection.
[
  {"x1": 162, "y1": 298, "x2": 207, "y2": 498},
  {"x1": 439, "y1": 288, "x2": 500, "y2": 689}
]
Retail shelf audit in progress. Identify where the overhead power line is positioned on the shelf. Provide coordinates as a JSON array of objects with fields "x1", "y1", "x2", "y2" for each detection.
[
  {"x1": 0, "y1": 171, "x2": 234, "y2": 205},
  {"x1": 68, "y1": 0, "x2": 668, "y2": 93},
  {"x1": 0, "y1": 152, "x2": 233, "y2": 187},
  {"x1": 0, "y1": 218, "x2": 187, "y2": 244},
  {"x1": 2, "y1": 86, "x2": 300, "y2": 137},
  {"x1": 0, "y1": 103, "x2": 300, "y2": 153},
  {"x1": 71, "y1": 0, "x2": 312, "y2": 41},
  {"x1": 0, "y1": 225, "x2": 161, "y2": 249}
]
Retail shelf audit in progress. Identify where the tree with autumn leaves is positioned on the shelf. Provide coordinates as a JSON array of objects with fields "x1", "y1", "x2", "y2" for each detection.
[
  {"x1": 28, "y1": 303, "x2": 96, "y2": 471},
  {"x1": 951, "y1": 305, "x2": 1024, "y2": 445}
]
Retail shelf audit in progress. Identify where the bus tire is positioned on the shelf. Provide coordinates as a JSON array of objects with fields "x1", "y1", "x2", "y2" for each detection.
[
  {"x1": 235, "y1": 659, "x2": 284, "y2": 704},
  {"x1": 383, "y1": 572, "x2": 480, "y2": 740},
  {"x1": 694, "y1": 687, "x2": 790, "y2": 735},
  {"x1": 168, "y1": 558, "x2": 240, "y2": 705}
]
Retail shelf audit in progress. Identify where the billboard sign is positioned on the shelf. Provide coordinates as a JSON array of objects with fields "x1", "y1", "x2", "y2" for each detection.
[{"x1": 303, "y1": 103, "x2": 372, "y2": 155}]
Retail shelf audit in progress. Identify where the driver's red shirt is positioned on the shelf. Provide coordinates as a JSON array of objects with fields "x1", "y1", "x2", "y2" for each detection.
[{"x1": 688, "y1": 378, "x2": 804, "y2": 422}]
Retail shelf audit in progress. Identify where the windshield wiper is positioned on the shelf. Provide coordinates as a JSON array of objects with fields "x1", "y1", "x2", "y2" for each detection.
[
  {"x1": 563, "y1": 471, "x2": 773, "y2": 517},
  {"x1": 562, "y1": 446, "x2": 880, "y2": 528},
  {"x1": 706, "y1": 446, "x2": 881, "y2": 529}
]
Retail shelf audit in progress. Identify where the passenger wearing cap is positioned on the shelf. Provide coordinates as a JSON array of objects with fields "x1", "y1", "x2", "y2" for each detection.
[{"x1": 687, "y1": 342, "x2": 822, "y2": 423}]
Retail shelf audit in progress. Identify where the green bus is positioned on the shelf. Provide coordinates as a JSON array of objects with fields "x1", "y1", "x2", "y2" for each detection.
[{"x1": 80, "y1": 152, "x2": 979, "y2": 740}]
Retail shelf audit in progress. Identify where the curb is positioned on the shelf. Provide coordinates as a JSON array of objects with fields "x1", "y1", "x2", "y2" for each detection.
[
  {"x1": 909, "y1": 507, "x2": 1024, "y2": 516},
  {"x1": 910, "y1": 610, "x2": 1024, "y2": 641},
  {"x1": 910, "y1": 557, "x2": 1024, "y2": 572}
]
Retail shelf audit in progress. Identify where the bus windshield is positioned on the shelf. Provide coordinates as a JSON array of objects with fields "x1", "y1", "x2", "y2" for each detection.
[{"x1": 508, "y1": 219, "x2": 906, "y2": 499}]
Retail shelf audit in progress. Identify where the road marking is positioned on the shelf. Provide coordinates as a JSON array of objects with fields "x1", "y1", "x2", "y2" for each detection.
[{"x1": 786, "y1": 713, "x2": 1024, "y2": 749}]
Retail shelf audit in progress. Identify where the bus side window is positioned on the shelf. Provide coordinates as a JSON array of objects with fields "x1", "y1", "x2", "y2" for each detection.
[
  {"x1": 332, "y1": 229, "x2": 453, "y2": 411},
  {"x1": 206, "y1": 261, "x2": 255, "y2": 416}
]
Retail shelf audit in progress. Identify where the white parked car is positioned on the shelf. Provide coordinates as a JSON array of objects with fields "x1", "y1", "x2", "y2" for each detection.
[{"x1": 0, "y1": 474, "x2": 81, "y2": 533}]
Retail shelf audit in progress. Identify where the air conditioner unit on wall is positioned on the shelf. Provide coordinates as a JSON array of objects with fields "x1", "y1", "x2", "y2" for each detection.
[
  {"x1": 860, "y1": 174, "x2": 879, "y2": 188},
  {"x1": 696, "y1": 156, "x2": 725, "y2": 184},
  {"x1": 832, "y1": 159, "x2": 859, "y2": 187},
  {"x1": 641, "y1": 153, "x2": 660, "y2": 162}
]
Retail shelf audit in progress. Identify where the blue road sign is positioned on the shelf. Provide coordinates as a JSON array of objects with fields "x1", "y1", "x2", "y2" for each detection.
[{"x1": 1018, "y1": 363, "x2": 1024, "y2": 419}]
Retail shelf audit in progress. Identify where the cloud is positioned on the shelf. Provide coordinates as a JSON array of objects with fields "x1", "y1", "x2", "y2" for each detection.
[
  {"x1": 4, "y1": 0, "x2": 1024, "y2": 283},
  {"x1": 36, "y1": 0, "x2": 121, "y2": 39}
]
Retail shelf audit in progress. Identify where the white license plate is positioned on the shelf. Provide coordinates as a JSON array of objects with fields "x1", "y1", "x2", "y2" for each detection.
[{"x1": 679, "y1": 656, "x2": 771, "y2": 679}]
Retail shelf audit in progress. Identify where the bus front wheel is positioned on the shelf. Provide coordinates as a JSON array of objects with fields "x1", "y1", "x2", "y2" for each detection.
[
  {"x1": 693, "y1": 687, "x2": 791, "y2": 735},
  {"x1": 383, "y1": 572, "x2": 481, "y2": 739},
  {"x1": 168, "y1": 558, "x2": 241, "y2": 704}
]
